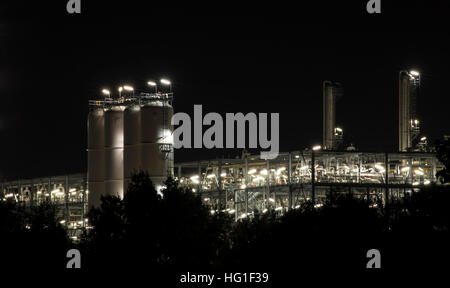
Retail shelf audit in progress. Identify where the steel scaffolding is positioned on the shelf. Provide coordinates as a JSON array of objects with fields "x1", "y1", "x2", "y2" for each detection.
[{"x1": 1, "y1": 150, "x2": 443, "y2": 238}]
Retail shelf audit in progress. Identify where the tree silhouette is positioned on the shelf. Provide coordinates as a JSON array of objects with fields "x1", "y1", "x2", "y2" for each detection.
[
  {"x1": 435, "y1": 138, "x2": 450, "y2": 183},
  {"x1": 81, "y1": 163, "x2": 450, "y2": 274},
  {"x1": 82, "y1": 171, "x2": 233, "y2": 274},
  {"x1": 0, "y1": 200, "x2": 69, "y2": 270}
]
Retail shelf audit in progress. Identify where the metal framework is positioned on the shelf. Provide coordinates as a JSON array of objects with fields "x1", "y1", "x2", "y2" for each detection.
[
  {"x1": 1, "y1": 151, "x2": 443, "y2": 238},
  {"x1": 89, "y1": 92, "x2": 174, "y2": 110},
  {"x1": 175, "y1": 151, "x2": 442, "y2": 220},
  {"x1": 0, "y1": 173, "x2": 87, "y2": 240}
]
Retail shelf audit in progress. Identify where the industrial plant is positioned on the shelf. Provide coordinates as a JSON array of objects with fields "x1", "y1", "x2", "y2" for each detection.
[{"x1": 0, "y1": 71, "x2": 444, "y2": 240}]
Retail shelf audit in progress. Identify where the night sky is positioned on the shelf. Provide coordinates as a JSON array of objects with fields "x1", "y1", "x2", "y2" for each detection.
[{"x1": 1, "y1": 0, "x2": 450, "y2": 180}]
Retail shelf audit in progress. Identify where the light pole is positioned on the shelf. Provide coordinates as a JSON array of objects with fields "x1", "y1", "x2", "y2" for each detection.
[
  {"x1": 118, "y1": 86, "x2": 123, "y2": 98},
  {"x1": 102, "y1": 89, "x2": 110, "y2": 98},
  {"x1": 123, "y1": 85, "x2": 134, "y2": 96},
  {"x1": 160, "y1": 78, "x2": 171, "y2": 92},
  {"x1": 147, "y1": 81, "x2": 157, "y2": 93}
]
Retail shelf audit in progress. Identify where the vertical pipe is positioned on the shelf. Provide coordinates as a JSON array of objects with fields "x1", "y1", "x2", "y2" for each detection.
[
  {"x1": 266, "y1": 160, "x2": 270, "y2": 207},
  {"x1": 225, "y1": 189, "x2": 228, "y2": 211},
  {"x1": 234, "y1": 189, "x2": 237, "y2": 221},
  {"x1": 65, "y1": 175, "x2": 69, "y2": 224},
  {"x1": 385, "y1": 152, "x2": 389, "y2": 205},
  {"x1": 311, "y1": 151, "x2": 315, "y2": 205},
  {"x1": 288, "y1": 152, "x2": 292, "y2": 209},
  {"x1": 48, "y1": 178, "x2": 51, "y2": 203},
  {"x1": 218, "y1": 158, "x2": 222, "y2": 210},
  {"x1": 30, "y1": 179, "x2": 34, "y2": 206},
  {"x1": 244, "y1": 156, "x2": 248, "y2": 186},
  {"x1": 432, "y1": 156, "x2": 437, "y2": 182},
  {"x1": 409, "y1": 156, "x2": 413, "y2": 185},
  {"x1": 244, "y1": 156, "x2": 248, "y2": 216},
  {"x1": 83, "y1": 175, "x2": 87, "y2": 221},
  {"x1": 245, "y1": 187, "x2": 248, "y2": 216},
  {"x1": 358, "y1": 155, "x2": 362, "y2": 183},
  {"x1": 197, "y1": 162, "x2": 201, "y2": 193},
  {"x1": 288, "y1": 152, "x2": 292, "y2": 184}
]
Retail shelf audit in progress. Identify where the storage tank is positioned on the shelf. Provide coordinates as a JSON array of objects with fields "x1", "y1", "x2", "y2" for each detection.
[
  {"x1": 124, "y1": 104, "x2": 141, "y2": 194},
  {"x1": 87, "y1": 108, "x2": 105, "y2": 208},
  {"x1": 141, "y1": 100, "x2": 174, "y2": 190},
  {"x1": 104, "y1": 105, "x2": 125, "y2": 199}
]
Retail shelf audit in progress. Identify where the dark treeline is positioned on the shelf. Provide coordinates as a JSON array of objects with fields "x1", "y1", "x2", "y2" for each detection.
[
  {"x1": 77, "y1": 174, "x2": 450, "y2": 274},
  {"x1": 1, "y1": 174, "x2": 449, "y2": 283},
  {"x1": 1, "y1": 139, "x2": 450, "y2": 281},
  {"x1": 0, "y1": 201, "x2": 70, "y2": 270}
]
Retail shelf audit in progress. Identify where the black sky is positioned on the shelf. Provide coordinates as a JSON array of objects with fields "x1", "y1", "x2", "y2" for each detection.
[{"x1": 1, "y1": 0, "x2": 450, "y2": 180}]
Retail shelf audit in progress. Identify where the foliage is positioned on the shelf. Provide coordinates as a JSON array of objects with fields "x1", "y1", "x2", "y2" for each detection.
[
  {"x1": 1, "y1": 168, "x2": 449, "y2": 272},
  {"x1": 0, "y1": 200, "x2": 69, "y2": 270},
  {"x1": 435, "y1": 138, "x2": 450, "y2": 183}
]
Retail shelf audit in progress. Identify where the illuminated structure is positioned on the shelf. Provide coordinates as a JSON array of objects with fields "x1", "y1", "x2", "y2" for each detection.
[
  {"x1": 1, "y1": 150, "x2": 443, "y2": 237},
  {"x1": 322, "y1": 81, "x2": 343, "y2": 150},
  {"x1": 175, "y1": 150, "x2": 442, "y2": 219},
  {"x1": 87, "y1": 91, "x2": 174, "y2": 208},
  {"x1": 0, "y1": 73, "x2": 445, "y2": 239},
  {"x1": 399, "y1": 70, "x2": 421, "y2": 151},
  {"x1": 0, "y1": 174, "x2": 87, "y2": 241}
]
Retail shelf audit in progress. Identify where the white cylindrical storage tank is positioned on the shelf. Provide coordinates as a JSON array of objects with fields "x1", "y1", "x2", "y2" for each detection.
[
  {"x1": 141, "y1": 100, "x2": 174, "y2": 190},
  {"x1": 104, "y1": 105, "x2": 125, "y2": 199},
  {"x1": 123, "y1": 104, "x2": 141, "y2": 194},
  {"x1": 87, "y1": 108, "x2": 105, "y2": 208}
]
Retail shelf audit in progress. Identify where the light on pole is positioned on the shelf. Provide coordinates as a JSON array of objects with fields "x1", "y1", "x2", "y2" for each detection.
[
  {"x1": 160, "y1": 78, "x2": 171, "y2": 92},
  {"x1": 101, "y1": 89, "x2": 110, "y2": 98},
  {"x1": 147, "y1": 81, "x2": 157, "y2": 93}
]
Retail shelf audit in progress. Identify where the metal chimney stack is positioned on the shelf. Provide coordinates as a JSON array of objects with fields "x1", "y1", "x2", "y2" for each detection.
[
  {"x1": 399, "y1": 70, "x2": 420, "y2": 152},
  {"x1": 322, "y1": 81, "x2": 342, "y2": 150}
]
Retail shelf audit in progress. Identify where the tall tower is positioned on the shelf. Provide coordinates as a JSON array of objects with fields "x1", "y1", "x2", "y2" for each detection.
[
  {"x1": 399, "y1": 70, "x2": 420, "y2": 152},
  {"x1": 322, "y1": 81, "x2": 343, "y2": 150}
]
